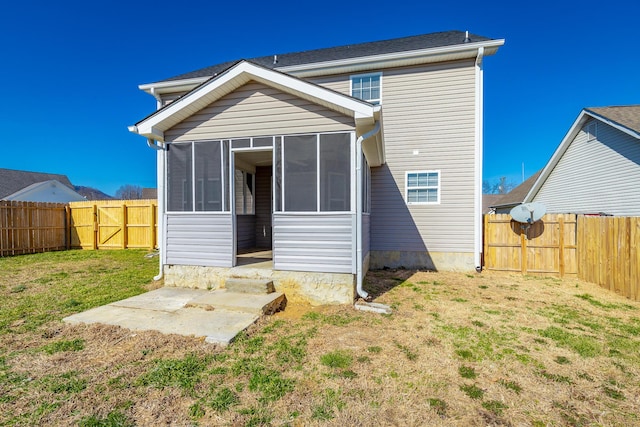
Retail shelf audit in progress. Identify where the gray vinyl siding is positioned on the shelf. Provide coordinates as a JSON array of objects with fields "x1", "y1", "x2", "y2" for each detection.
[
  {"x1": 362, "y1": 213, "x2": 370, "y2": 258},
  {"x1": 165, "y1": 213, "x2": 233, "y2": 267},
  {"x1": 273, "y1": 213, "x2": 353, "y2": 273},
  {"x1": 533, "y1": 119, "x2": 640, "y2": 216},
  {"x1": 373, "y1": 61, "x2": 477, "y2": 253},
  {"x1": 236, "y1": 215, "x2": 256, "y2": 250},
  {"x1": 311, "y1": 61, "x2": 477, "y2": 253},
  {"x1": 165, "y1": 81, "x2": 354, "y2": 142}
]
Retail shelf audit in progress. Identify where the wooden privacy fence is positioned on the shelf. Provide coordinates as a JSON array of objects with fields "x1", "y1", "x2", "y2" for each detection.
[
  {"x1": 577, "y1": 216, "x2": 640, "y2": 301},
  {"x1": 484, "y1": 214, "x2": 578, "y2": 277},
  {"x1": 485, "y1": 214, "x2": 640, "y2": 301},
  {"x1": 0, "y1": 201, "x2": 68, "y2": 256},
  {"x1": 0, "y1": 200, "x2": 157, "y2": 256},
  {"x1": 68, "y1": 199, "x2": 157, "y2": 250}
]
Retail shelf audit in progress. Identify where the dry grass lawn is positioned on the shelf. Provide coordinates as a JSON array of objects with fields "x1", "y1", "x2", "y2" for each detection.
[{"x1": 1, "y1": 250, "x2": 640, "y2": 426}]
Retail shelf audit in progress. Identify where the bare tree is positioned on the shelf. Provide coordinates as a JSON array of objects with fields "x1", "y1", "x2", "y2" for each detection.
[
  {"x1": 115, "y1": 184, "x2": 143, "y2": 200},
  {"x1": 482, "y1": 177, "x2": 515, "y2": 194}
]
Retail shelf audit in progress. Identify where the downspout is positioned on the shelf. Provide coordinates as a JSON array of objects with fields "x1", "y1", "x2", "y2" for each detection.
[
  {"x1": 356, "y1": 121, "x2": 381, "y2": 300},
  {"x1": 474, "y1": 47, "x2": 485, "y2": 272}
]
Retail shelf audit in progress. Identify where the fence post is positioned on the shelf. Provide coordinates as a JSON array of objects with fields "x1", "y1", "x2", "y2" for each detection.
[
  {"x1": 92, "y1": 204, "x2": 98, "y2": 250},
  {"x1": 558, "y1": 216, "x2": 565, "y2": 277},
  {"x1": 65, "y1": 205, "x2": 71, "y2": 250},
  {"x1": 122, "y1": 204, "x2": 128, "y2": 249},
  {"x1": 150, "y1": 202, "x2": 157, "y2": 250},
  {"x1": 520, "y1": 230, "x2": 527, "y2": 274}
]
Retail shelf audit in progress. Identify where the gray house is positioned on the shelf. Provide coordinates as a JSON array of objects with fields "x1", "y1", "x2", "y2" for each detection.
[
  {"x1": 0, "y1": 168, "x2": 85, "y2": 203},
  {"x1": 524, "y1": 106, "x2": 640, "y2": 216},
  {"x1": 129, "y1": 31, "x2": 504, "y2": 304}
]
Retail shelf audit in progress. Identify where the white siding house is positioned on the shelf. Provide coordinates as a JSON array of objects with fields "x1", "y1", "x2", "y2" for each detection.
[
  {"x1": 525, "y1": 106, "x2": 640, "y2": 216},
  {"x1": 129, "y1": 31, "x2": 504, "y2": 304}
]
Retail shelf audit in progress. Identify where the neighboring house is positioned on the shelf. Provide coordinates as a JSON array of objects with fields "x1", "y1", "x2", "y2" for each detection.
[
  {"x1": 482, "y1": 194, "x2": 504, "y2": 214},
  {"x1": 0, "y1": 168, "x2": 85, "y2": 203},
  {"x1": 524, "y1": 106, "x2": 640, "y2": 216},
  {"x1": 141, "y1": 188, "x2": 157, "y2": 199},
  {"x1": 129, "y1": 30, "x2": 504, "y2": 304},
  {"x1": 489, "y1": 170, "x2": 542, "y2": 214},
  {"x1": 75, "y1": 186, "x2": 114, "y2": 200}
]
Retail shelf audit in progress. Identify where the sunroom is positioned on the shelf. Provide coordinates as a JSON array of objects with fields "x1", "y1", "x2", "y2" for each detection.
[{"x1": 129, "y1": 60, "x2": 384, "y2": 303}]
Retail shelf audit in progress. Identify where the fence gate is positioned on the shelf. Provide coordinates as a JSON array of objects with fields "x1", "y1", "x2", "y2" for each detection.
[
  {"x1": 484, "y1": 214, "x2": 578, "y2": 277},
  {"x1": 69, "y1": 200, "x2": 157, "y2": 250}
]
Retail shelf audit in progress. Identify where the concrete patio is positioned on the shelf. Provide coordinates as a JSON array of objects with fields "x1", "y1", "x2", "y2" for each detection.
[{"x1": 63, "y1": 287, "x2": 285, "y2": 346}]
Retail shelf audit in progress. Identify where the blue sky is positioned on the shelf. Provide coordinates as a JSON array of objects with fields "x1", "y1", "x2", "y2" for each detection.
[{"x1": 1, "y1": 0, "x2": 637, "y2": 196}]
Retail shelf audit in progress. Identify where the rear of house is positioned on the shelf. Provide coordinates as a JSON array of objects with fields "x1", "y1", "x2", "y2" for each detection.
[{"x1": 130, "y1": 31, "x2": 504, "y2": 304}]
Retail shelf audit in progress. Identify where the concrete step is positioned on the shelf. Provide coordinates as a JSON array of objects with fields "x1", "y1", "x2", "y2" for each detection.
[
  {"x1": 225, "y1": 278, "x2": 275, "y2": 294},
  {"x1": 187, "y1": 289, "x2": 286, "y2": 315}
]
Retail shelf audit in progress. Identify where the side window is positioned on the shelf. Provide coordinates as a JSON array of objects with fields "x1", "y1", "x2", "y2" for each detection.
[
  {"x1": 351, "y1": 73, "x2": 381, "y2": 104},
  {"x1": 405, "y1": 171, "x2": 440, "y2": 204}
]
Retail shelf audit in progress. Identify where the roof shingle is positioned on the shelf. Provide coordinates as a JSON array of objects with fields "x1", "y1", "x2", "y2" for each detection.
[
  {"x1": 586, "y1": 105, "x2": 640, "y2": 135},
  {"x1": 158, "y1": 30, "x2": 494, "y2": 83},
  {"x1": 0, "y1": 168, "x2": 74, "y2": 200}
]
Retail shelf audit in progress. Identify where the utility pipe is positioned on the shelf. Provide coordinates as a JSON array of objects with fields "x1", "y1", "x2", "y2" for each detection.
[{"x1": 356, "y1": 121, "x2": 381, "y2": 299}]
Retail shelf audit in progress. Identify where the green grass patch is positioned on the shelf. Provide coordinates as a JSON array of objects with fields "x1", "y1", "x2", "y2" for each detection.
[
  {"x1": 311, "y1": 388, "x2": 345, "y2": 421},
  {"x1": 209, "y1": 387, "x2": 240, "y2": 412},
  {"x1": 482, "y1": 400, "x2": 508, "y2": 416},
  {"x1": 427, "y1": 398, "x2": 447, "y2": 416},
  {"x1": 554, "y1": 356, "x2": 571, "y2": 365},
  {"x1": 78, "y1": 410, "x2": 134, "y2": 427},
  {"x1": 538, "y1": 370, "x2": 573, "y2": 384},
  {"x1": 41, "y1": 338, "x2": 85, "y2": 354},
  {"x1": 458, "y1": 365, "x2": 478, "y2": 379},
  {"x1": 459, "y1": 384, "x2": 484, "y2": 400},
  {"x1": 539, "y1": 326, "x2": 602, "y2": 357},
  {"x1": 498, "y1": 379, "x2": 522, "y2": 394},
  {"x1": 137, "y1": 353, "x2": 210, "y2": 392},
  {"x1": 40, "y1": 371, "x2": 87, "y2": 394},
  {"x1": 320, "y1": 350, "x2": 353, "y2": 369},
  {"x1": 248, "y1": 368, "x2": 295, "y2": 403},
  {"x1": 367, "y1": 346, "x2": 382, "y2": 354},
  {"x1": 394, "y1": 341, "x2": 418, "y2": 361}
]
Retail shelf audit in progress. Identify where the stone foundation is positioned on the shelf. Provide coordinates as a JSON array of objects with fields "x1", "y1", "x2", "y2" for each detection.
[
  {"x1": 163, "y1": 264, "x2": 355, "y2": 306},
  {"x1": 370, "y1": 250, "x2": 475, "y2": 271}
]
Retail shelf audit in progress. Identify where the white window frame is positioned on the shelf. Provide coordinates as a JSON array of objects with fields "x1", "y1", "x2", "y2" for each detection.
[
  {"x1": 350, "y1": 72, "x2": 382, "y2": 105},
  {"x1": 586, "y1": 121, "x2": 597, "y2": 142},
  {"x1": 405, "y1": 170, "x2": 440, "y2": 205}
]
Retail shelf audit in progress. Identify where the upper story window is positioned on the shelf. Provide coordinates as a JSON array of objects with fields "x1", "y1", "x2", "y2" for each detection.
[
  {"x1": 351, "y1": 72, "x2": 381, "y2": 104},
  {"x1": 406, "y1": 171, "x2": 440, "y2": 205}
]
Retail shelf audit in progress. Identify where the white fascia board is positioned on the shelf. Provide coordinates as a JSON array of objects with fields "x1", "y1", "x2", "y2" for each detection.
[
  {"x1": 523, "y1": 110, "x2": 590, "y2": 202},
  {"x1": 134, "y1": 61, "x2": 375, "y2": 140},
  {"x1": 277, "y1": 39, "x2": 505, "y2": 77}
]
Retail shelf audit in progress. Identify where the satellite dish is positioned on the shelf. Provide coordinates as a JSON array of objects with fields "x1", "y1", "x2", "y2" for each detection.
[{"x1": 510, "y1": 202, "x2": 546, "y2": 224}]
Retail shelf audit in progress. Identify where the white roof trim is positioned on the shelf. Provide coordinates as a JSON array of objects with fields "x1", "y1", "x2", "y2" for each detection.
[
  {"x1": 524, "y1": 109, "x2": 640, "y2": 202},
  {"x1": 278, "y1": 39, "x2": 504, "y2": 77},
  {"x1": 131, "y1": 61, "x2": 376, "y2": 141}
]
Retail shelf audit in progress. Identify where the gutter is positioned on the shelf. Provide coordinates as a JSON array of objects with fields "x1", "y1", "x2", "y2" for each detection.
[
  {"x1": 474, "y1": 47, "x2": 484, "y2": 272},
  {"x1": 356, "y1": 121, "x2": 381, "y2": 300}
]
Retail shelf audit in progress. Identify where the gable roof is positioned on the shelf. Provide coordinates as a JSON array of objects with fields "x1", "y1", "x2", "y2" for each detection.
[
  {"x1": 0, "y1": 168, "x2": 75, "y2": 200},
  {"x1": 140, "y1": 30, "x2": 504, "y2": 95},
  {"x1": 4, "y1": 180, "x2": 86, "y2": 203},
  {"x1": 524, "y1": 105, "x2": 640, "y2": 203}
]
